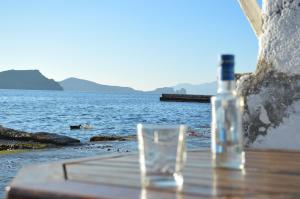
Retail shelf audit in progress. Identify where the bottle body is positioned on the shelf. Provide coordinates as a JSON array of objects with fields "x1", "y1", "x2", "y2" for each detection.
[
  {"x1": 211, "y1": 91, "x2": 244, "y2": 169},
  {"x1": 211, "y1": 55, "x2": 245, "y2": 170}
]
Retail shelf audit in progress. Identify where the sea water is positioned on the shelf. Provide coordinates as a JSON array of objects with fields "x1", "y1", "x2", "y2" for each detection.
[{"x1": 0, "y1": 89, "x2": 211, "y2": 198}]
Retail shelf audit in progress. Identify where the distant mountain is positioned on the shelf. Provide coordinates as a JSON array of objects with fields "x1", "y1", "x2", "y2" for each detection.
[
  {"x1": 0, "y1": 70, "x2": 63, "y2": 90},
  {"x1": 59, "y1": 77, "x2": 183, "y2": 94},
  {"x1": 0, "y1": 69, "x2": 216, "y2": 94},
  {"x1": 59, "y1": 77, "x2": 140, "y2": 93},
  {"x1": 173, "y1": 81, "x2": 217, "y2": 95}
]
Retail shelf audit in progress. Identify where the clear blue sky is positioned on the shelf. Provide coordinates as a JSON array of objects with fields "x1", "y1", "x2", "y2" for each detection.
[{"x1": 0, "y1": 0, "x2": 260, "y2": 91}]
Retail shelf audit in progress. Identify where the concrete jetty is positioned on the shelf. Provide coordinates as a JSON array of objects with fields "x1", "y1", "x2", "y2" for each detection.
[{"x1": 160, "y1": 94, "x2": 211, "y2": 103}]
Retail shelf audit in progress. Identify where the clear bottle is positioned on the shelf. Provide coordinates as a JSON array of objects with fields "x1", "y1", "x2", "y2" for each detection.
[{"x1": 211, "y1": 54, "x2": 245, "y2": 170}]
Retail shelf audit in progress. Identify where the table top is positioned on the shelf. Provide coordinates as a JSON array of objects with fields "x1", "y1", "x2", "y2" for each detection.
[{"x1": 6, "y1": 149, "x2": 300, "y2": 199}]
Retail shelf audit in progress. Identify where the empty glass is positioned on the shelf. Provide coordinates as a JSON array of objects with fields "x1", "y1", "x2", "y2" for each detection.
[{"x1": 137, "y1": 124, "x2": 186, "y2": 188}]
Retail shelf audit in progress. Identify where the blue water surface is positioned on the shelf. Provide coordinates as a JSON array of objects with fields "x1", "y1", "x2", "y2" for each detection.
[
  {"x1": 0, "y1": 90, "x2": 211, "y2": 198},
  {"x1": 0, "y1": 90, "x2": 211, "y2": 141}
]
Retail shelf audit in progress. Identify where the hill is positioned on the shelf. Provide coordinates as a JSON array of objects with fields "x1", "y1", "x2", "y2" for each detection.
[
  {"x1": 59, "y1": 77, "x2": 188, "y2": 94},
  {"x1": 59, "y1": 77, "x2": 140, "y2": 93},
  {"x1": 0, "y1": 70, "x2": 63, "y2": 90}
]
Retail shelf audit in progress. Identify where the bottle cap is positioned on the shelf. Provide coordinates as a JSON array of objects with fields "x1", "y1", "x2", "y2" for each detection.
[
  {"x1": 220, "y1": 54, "x2": 235, "y2": 81},
  {"x1": 220, "y1": 54, "x2": 234, "y2": 65}
]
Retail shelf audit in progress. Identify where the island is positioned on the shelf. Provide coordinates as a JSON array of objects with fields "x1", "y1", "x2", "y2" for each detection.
[{"x1": 0, "y1": 70, "x2": 63, "y2": 90}]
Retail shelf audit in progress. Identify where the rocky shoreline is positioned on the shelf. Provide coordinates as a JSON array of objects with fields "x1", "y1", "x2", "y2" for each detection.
[
  {"x1": 0, "y1": 125, "x2": 139, "y2": 151},
  {"x1": 0, "y1": 125, "x2": 204, "y2": 152},
  {"x1": 0, "y1": 125, "x2": 80, "y2": 151}
]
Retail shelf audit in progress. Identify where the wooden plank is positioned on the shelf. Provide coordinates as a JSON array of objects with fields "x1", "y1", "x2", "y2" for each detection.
[
  {"x1": 65, "y1": 162, "x2": 300, "y2": 190},
  {"x1": 63, "y1": 150, "x2": 300, "y2": 197},
  {"x1": 238, "y1": 0, "x2": 263, "y2": 38},
  {"x1": 67, "y1": 151, "x2": 300, "y2": 170},
  {"x1": 66, "y1": 149, "x2": 300, "y2": 165},
  {"x1": 78, "y1": 153, "x2": 300, "y2": 175},
  {"x1": 87, "y1": 154, "x2": 300, "y2": 168},
  {"x1": 7, "y1": 150, "x2": 300, "y2": 199},
  {"x1": 66, "y1": 171, "x2": 300, "y2": 196},
  {"x1": 8, "y1": 181, "x2": 204, "y2": 199}
]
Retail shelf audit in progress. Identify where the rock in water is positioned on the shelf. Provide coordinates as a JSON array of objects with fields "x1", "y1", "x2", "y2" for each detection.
[
  {"x1": 237, "y1": 0, "x2": 300, "y2": 149},
  {"x1": 90, "y1": 135, "x2": 136, "y2": 142},
  {"x1": 0, "y1": 126, "x2": 80, "y2": 146},
  {"x1": 30, "y1": 132, "x2": 80, "y2": 145}
]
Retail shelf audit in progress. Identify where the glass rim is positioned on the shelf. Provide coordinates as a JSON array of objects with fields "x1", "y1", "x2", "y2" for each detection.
[{"x1": 137, "y1": 123, "x2": 187, "y2": 130}]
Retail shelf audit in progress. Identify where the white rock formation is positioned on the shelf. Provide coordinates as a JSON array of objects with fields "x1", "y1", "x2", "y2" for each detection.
[
  {"x1": 253, "y1": 101, "x2": 300, "y2": 149},
  {"x1": 260, "y1": 0, "x2": 300, "y2": 75},
  {"x1": 237, "y1": 0, "x2": 300, "y2": 149}
]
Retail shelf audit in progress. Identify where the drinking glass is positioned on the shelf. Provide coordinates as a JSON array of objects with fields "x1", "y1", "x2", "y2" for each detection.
[{"x1": 137, "y1": 124, "x2": 186, "y2": 188}]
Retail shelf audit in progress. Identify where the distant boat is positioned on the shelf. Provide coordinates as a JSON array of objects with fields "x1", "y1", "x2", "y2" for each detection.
[{"x1": 70, "y1": 125, "x2": 81, "y2": 130}]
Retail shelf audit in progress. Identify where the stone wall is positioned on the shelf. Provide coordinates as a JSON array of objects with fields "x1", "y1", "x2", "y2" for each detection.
[{"x1": 237, "y1": 0, "x2": 300, "y2": 149}]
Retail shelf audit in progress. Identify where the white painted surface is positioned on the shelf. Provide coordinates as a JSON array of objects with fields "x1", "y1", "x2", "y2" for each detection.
[
  {"x1": 260, "y1": 0, "x2": 300, "y2": 75},
  {"x1": 246, "y1": 94, "x2": 261, "y2": 116},
  {"x1": 238, "y1": 0, "x2": 263, "y2": 37},
  {"x1": 239, "y1": 0, "x2": 300, "y2": 149},
  {"x1": 259, "y1": 106, "x2": 271, "y2": 124},
  {"x1": 252, "y1": 100, "x2": 300, "y2": 150}
]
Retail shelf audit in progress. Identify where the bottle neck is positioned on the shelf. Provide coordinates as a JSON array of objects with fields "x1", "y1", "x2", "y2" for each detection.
[{"x1": 217, "y1": 80, "x2": 236, "y2": 94}]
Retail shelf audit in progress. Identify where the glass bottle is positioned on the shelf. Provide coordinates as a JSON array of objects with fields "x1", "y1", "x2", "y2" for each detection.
[{"x1": 211, "y1": 54, "x2": 245, "y2": 170}]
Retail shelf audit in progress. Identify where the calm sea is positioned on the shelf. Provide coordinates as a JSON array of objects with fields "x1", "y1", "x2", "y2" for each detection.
[{"x1": 0, "y1": 89, "x2": 211, "y2": 198}]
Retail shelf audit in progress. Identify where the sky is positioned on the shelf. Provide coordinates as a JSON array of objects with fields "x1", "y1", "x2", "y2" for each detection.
[{"x1": 0, "y1": 0, "x2": 260, "y2": 91}]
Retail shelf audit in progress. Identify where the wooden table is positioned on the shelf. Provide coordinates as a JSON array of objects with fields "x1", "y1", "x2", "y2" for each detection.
[{"x1": 6, "y1": 149, "x2": 300, "y2": 199}]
